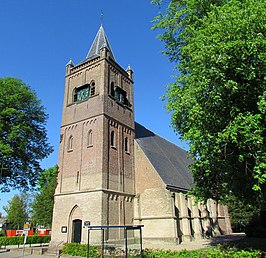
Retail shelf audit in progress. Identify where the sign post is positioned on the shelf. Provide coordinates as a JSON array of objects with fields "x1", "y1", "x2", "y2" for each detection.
[
  {"x1": 21, "y1": 222, "x2": 30, "y2": 258},
  {"x1": 83, "y1": 221, "x2": 90, "y2": 258}
]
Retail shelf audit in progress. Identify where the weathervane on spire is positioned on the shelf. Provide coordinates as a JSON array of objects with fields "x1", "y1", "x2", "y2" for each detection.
[{"x1": 100, "y1": 10, "x2": 104, "y2": 26}]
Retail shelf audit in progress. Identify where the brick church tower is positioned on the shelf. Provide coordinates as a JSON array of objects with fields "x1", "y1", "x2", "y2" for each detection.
[{"x1": 51, "y1": 26, "x2": 135, "y2": 244}]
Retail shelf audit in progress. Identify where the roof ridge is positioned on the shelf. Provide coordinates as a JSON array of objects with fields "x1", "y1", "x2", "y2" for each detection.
[{"x1": 135, "y1": 122, "x2": 188, "y2": 152}]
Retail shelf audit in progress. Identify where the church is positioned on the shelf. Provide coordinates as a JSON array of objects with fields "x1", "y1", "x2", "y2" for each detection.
[{"x1": 51, "y1": 25, "x2": 232, "y2": 245}]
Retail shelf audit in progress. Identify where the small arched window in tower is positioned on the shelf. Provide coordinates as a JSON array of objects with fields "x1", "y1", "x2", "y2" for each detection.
[
  {"x1": 87, "y1": 130, "x2": 93, "y2": 147},
  {"x1": 90, "y1": 81, "x2": 95, "y2": 96},
  {"x1": 73, "y1": 88, "x2": 78, "y2": 102},
  {"x1": 67, "y1": 135, "x2": 73, "y2": 151},
  {"x1": 110, "y1": 82, "x2": 115, "y2": 97},
  {"x1": 125, "y1": 137, "x2": 129, "y2": 153},
  {"x1": 110, "y1": 130, "x2": 115, "y2": 148},
  {"x1": 76, "y1": 171, "x2": 79, "y2": 184}
]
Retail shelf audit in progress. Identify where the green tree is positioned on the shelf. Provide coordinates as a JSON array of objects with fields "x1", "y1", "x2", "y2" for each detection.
[
  {"x1": 0, "y1": 77, "x2": 53, "y2": 192},
  {"x1": 3, "y1": 194, "x2": 28, "y2": 229},
  {"x1": 227, "y1": 195, "x2": 260, "y2": 232},
  {"x1": 31, "y1": 165, "x2": 58, "y2": 227},
  {"x1": 153, "y1": 0, "x2": 266, "y2": 206}
]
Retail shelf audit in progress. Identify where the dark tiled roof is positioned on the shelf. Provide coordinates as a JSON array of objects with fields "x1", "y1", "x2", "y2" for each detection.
[
  {"x1": 85, "y1": 25, "x2": 115, "y2": 61},
  {"x1": 135, "y1": 122, "x2": 193, "y2": 191}
]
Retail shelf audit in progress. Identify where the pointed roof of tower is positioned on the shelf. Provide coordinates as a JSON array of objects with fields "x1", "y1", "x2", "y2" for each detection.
[
  {"x1": 86, "y1": 25, "x2": 115, "y2": 61},
  {"x1": 66, "y1": 58, "x2": 74, "y2": 67}
]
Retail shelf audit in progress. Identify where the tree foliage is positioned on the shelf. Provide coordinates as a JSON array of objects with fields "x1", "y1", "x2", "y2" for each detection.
[
  {"x1": 3, "y1": 194, "x2": 28, "y2": 230},
  {"x1": 153, "y1": 0, "x2": 266, "y2": 206},
  {"x1": 31, "y1": 165, "x2": 58, "y2": 227},
  {"x1": 0, "y1": 78, "x2": 53, "y2": 192},
  {"x1": 226, "y1": 195, "x2": 260, "y2": 232}
]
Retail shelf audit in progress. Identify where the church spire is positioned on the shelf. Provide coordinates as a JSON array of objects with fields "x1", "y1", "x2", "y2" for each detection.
[{"x1": 86, "y1": 25, "x2": 115, "y2": 61}]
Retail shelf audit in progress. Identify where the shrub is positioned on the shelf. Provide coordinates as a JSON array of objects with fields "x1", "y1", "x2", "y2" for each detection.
[
  {"x1": 61, "y1": 243, "x2": 101, "y2": 257},
  {"x1": 142, "y1": 246, "x2": 264, "y2": 258}
]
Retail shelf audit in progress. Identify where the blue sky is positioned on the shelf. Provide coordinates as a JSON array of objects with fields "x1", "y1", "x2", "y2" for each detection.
[{"x1": 0, "y1": 0, "x2": 187, "y2": 214}]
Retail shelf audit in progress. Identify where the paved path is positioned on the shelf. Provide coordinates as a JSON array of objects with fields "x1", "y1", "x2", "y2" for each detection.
[{"x1": 0, "y1": 249, "x2": 53, "y2": 258}]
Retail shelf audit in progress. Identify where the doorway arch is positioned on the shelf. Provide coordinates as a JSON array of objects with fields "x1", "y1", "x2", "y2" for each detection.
[{"x1": 68, "y1": 205, "x2": 82, "y2": 243}]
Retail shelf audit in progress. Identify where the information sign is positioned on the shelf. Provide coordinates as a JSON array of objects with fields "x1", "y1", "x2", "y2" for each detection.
[
  {"x1": 83, "y1": 221, "x2": 90, "y2": 228},
  {"x1": 23, "y1": 222, "x2": 31, "y2": 231}
]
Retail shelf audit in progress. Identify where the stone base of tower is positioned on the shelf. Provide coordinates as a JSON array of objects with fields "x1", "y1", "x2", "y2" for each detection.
[
  {"x1": 51, "y1": 190, "x2": 135, "y2": 245},
  {"x1": 51, "y1": 191, "x2": 102, "y2": 245}
]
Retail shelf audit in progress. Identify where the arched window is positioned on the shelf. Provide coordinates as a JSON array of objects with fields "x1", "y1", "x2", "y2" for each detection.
[
  {"x1": 112, "y1": 85, "x2": 129, "y2": 107},
  {"x1": 125, "y1": 137, "x2": 129, "y2": 153},
  {"x1": 87, "y1": 130, "x2": 93, "y2": 147},
  {"x1": 90, "y1": 82, "x2": 95, "y2": 96},
  {"x1": 110, "y1": 131, "x2": 115, "y2": 147},
  {"x1": 76, "y1": 171, "x2": 79, "y2": 184},
  {"x1": 73, "y1": 88, "x2": 77, "y2": 102},
  {"x1": 67, "y1": 135, "x2": 73, "y2": 151},
  {"x1": 110, "y1": 82, "x2": 115, "y2": 97}
]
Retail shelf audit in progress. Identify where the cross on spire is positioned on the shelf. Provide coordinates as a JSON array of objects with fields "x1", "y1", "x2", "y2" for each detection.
[{"x1": 100, "y1": 10, "x2": 104, "y2": 25}]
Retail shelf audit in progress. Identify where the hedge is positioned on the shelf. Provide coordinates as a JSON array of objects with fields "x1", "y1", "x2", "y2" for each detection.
[
  {"x1": 0, "y1": 235, "x2": 51, "y2": 247},
  {"x1": 61, "y1": 243, "x2": 265, "y2": 258}
]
